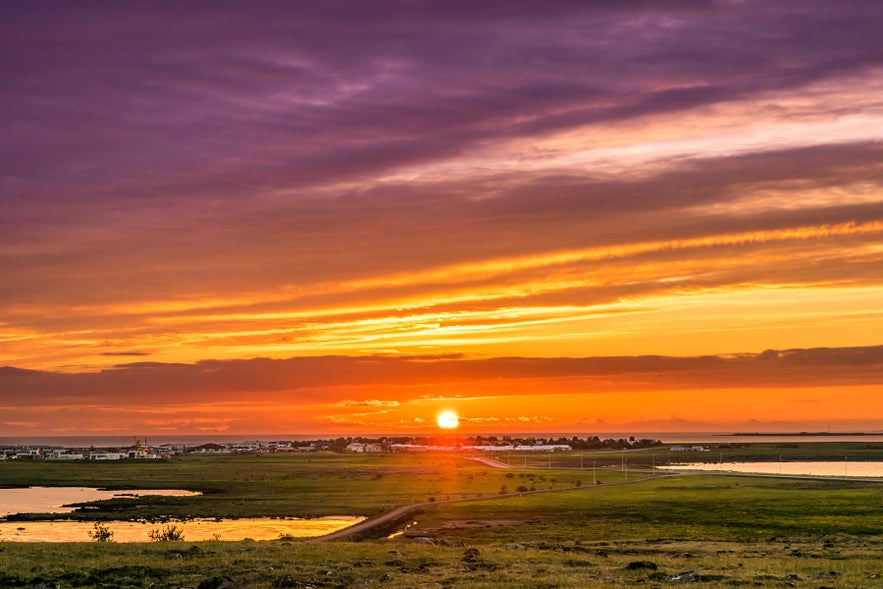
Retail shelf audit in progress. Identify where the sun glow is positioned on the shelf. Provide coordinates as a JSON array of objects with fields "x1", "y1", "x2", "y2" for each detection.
[{"x1": 437, "y1": 411, "x2": 459, "y2": 429}]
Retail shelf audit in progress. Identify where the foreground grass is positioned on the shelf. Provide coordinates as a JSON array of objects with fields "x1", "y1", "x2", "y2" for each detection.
[
  {"x1": 3, "y1": 447, "x2": 883, "y2": 587},
  {"x1": 2, "y1": 534, "x2": 883, "y2": 588}
]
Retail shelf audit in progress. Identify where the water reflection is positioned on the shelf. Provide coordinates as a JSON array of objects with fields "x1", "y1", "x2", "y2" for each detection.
[
  {"x1": 0, "y1": 517, "x2": 364, "y2": 542},
  {"x1": 0, "y1": 487, "x2": 362, "y2": 542},
  {"x1": 0, "y1": 487, "x2": 201, "y2": 518},
  {"x1": 661, "y1": 461, "x2": 883, "y2": 478}
]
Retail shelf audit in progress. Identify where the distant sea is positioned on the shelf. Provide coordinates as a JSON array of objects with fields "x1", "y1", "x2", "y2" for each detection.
[{"x1": 4, "y1": 432, "x2": 883, "y2": 448}]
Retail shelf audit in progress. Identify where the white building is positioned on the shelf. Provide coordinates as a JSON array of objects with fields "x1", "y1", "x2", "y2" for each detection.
[{"x1": 346, "y1": 442, "x2": 384, "y2": 453}]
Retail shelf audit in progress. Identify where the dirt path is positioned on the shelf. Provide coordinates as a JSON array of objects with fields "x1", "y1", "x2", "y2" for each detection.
[
  {"x1": 310, "y1": 464, "x2": 670, "y2": 542},
  {"x1": 461, "y1": 456, "x2": 513, "y2": 468},
  {"x1": 313, "y1": 459, "x2": 883, "y2": 542}
]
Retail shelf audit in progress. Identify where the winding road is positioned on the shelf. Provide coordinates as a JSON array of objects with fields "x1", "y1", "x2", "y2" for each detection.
[
  {"x1": 310, "y1": 458, "x2": 668, "y2": 542},
  {"x1": 311, "y1": 456, "x2": 883, "y2": 542}
]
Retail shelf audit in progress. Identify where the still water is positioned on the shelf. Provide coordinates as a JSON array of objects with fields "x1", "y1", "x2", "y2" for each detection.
[
  {"x1": 0, "y1": 487, "x2": 362, "y2": 542},
  {"x1": 0, "y1": 517, "x2": 364, "y2": 542},
  {"x1": 0, "y1": 487, "x2": 201, "y2": 518},
  {"x1": 661, "y1": 461, "x2": 883, "y2": 478}
]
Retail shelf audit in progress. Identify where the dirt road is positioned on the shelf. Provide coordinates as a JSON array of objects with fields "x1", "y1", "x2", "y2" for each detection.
[{"x1": 310, "y1": 462, "x2": 667, "y2": 542}]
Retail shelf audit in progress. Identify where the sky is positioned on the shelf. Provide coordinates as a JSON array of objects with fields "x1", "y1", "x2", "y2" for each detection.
[{"x1": 2, "y1": 1, "x2": 883, "y2": 437}]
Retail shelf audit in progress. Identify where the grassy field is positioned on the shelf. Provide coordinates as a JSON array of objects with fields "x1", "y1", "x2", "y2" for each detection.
[
  {"x1": 2, "y1": 445, "x2": 883, "y2": 588},
  {"x1": 0, "y1": 453, "x2": 627, "y2": 521},
  {"x1": 524, "y1": 441, "x2": 883, "y2": 469}
]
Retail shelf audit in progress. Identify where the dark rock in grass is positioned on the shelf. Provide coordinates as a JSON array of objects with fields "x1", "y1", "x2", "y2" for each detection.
[
  {"x1": 809, "y1": 571, "x2": 841, "y2": 580},
  {"x1": 439, "y1": 538, "x2": 465, "y2": 547},
  {"x1": 33, "y1": 583, "x2": 62, "y2": 589},
  {"x1": 197, "y1": 576, "x2": 240, "y2": 589},
  {"x1": 0, "y1": 572, "x2": 27, "y2": 587},
  {"x1": 461, "y1": 548, "x2": 481, "y2": 563},
  {"x1": 271, "y1": 575, "x2": 321, "y2": 588},
  {"x1": 666, "y1": 571, "x2": 698, "y2": 582},
  {"x1": 461, "y1": 547, "x2": 498, "y2": 572},
  {"x1": 383, "y1": 559, "x2": 404, "y2": 567},
  {"x1": 626, "y1": 561, "x2": 658, "y2": 571}
]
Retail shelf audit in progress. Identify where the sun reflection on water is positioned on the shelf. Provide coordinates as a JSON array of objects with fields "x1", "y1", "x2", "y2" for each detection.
[{"x1": 0, "y1": 517, "x2": 364, "y2": 542}]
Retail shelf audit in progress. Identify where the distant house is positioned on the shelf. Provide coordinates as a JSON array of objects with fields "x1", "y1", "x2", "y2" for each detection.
[
  {"x1": 190, "y1": 443, "x2": 227, "y2": 454},
  {"x1": 512, "y1": 444, "x2": 572, "y2": 452},
  {"x1": 346, "y1": 442, "x2": 384, "y2": 453},
  {"x1": 127, "y1": 448, "x2": 159, "y2": 459},
  {"x1": 670, "y1": 445, "x2": 708, "y2": 452},
  {"x1": 13, "y1": 449, "x2": 42, "y2": 460},
  {"x1": 46, "y1": 449, "x2": 84, "y2": 461},
  {"x1": 228, "y1": 441, "x2": 264, "y2": 453},
  {"x1": 390, "y1": 443, "x2": 429, "y2": 452},
  {"x1": 89, "y1": 452, "x2": 126, "y2": 460}
]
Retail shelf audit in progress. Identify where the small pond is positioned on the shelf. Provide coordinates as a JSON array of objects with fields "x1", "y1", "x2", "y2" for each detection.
[
  {"x1": 0, "y1": 486, "x2": 201, "y2": 518},
  {"x1": 0, "y1": 517, "x2": 364, "y2": 542},
  {"x1": 0, "y1": 487, "x2": 361, "y2": 542}
]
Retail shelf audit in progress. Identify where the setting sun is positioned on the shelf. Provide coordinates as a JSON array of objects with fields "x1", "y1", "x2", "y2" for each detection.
[{"x1": 437, "y1": 411, "x2": 459, "y2": 429}]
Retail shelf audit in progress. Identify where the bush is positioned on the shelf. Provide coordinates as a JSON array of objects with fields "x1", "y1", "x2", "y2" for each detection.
[
  {"x1": 148, "y1": 524, "x2": 185, "y2": 542},
  {"x1": 88, "y1": 522, "x2": 114, "y2": 543}
]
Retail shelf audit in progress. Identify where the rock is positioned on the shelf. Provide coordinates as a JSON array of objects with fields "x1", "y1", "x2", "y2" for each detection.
[
  {"x1": 461, "y1": 548, "x2": 481, "y2": 563},
  {"x1": 197, "y1": 576, "x2": 240, "y2": 589},
  {"x1": 626, "y1": 561, "x2": 658, "y2": 571},
  {"x1": 504, "y1": 543, "x2": 528, "y2": 551},
  {"x1": 666, "y1": 571, "x2": 698, "y2": 583},
  {"x1": 809, "y1": 571, "x2": 841, "y2": 580},
  {"x1": 411, "y1": 536, "x2": 436, "y2": 544},
  {"x1": 272, "y1": 575, "x2": 317, "y2": 588},
  {"x1": 439, "y1": 538, "x2": 465, "y2": 547}
]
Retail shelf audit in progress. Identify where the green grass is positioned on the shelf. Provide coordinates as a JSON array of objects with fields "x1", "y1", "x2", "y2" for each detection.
[
  {"x1": 2, "y1": 533, "x2": 883, "y2": 588},
  {"x1": 534, "y1": 441, "x2": 883, "y2": 469},
  {"x1": 0, "y1": 452, "x2": 626, "y2": 521},
  {"x1": 409, "y1": 473, "x2": 883, "y2": 543},
  {"x1": 3, "y1": 446, "x2": 883, "y2": 587}
]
